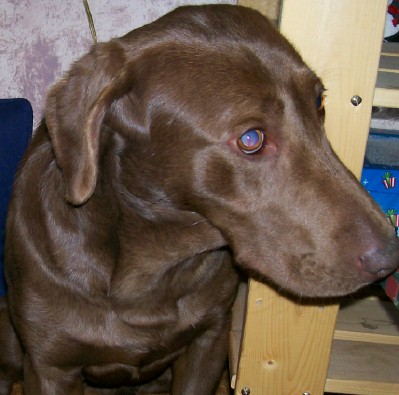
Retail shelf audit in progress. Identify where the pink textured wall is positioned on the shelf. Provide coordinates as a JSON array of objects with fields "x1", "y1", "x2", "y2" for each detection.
[{"x1": 1, "y1": 0, "x2": 235, "y2": 127}]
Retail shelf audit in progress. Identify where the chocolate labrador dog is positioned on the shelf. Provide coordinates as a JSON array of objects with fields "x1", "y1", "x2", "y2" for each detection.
[{"x1": 1, "y1": 4, "x2": 399, "y2": 395}]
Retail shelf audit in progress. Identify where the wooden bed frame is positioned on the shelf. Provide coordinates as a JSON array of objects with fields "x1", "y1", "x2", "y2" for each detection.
[{"x1": 230, "y1": 1, "x2": 399, "y2": 394}]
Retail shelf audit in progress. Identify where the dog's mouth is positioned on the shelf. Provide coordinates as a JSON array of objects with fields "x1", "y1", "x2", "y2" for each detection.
[
  {"x1": 277, "y1": 257, "x2": 369, "y2": 298},
  {"x1": 234, "y1": 243, "x2": 399, "y2": 298}
]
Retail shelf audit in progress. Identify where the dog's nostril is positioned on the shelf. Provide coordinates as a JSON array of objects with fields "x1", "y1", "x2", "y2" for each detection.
[
  {"x1": 359, "y1": 253, "x2": 384, "y2": 275},
  {"x1": 359, "y1": 243, "x2": 399, "y2": 277}
]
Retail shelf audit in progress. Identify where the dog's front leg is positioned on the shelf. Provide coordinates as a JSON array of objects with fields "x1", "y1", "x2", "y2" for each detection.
[
  {"x1": 23, "y1": 356, "x2": 84, "y2": 395},
  {"x1": 171, "y1": 321, "x2": 229, "y2": 395}
]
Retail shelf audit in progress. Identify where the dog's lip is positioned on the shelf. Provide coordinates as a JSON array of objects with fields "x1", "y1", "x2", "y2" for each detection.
[{"x1": 234, "y1": 252, "x2": 389, "y2": 297}]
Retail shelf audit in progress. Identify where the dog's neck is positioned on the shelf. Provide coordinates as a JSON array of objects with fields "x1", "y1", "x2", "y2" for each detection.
[{"x1": 101, "y1": 134, "x2": 228, "y2": 302}]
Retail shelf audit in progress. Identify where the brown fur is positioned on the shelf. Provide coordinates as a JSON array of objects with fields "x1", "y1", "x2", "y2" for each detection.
[{"x1": 1, "y1": 5, "x2": 398, "y2": 395}]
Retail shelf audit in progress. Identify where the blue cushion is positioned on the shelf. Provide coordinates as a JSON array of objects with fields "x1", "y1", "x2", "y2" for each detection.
[{"x1": 0, "y1": 98, "x2": 32, "y2": 296}]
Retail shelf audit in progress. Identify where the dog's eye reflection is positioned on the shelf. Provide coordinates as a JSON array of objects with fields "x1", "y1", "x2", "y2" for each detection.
[{"x1": 237, "y1": 129, "x2": 265, "y2": 154}]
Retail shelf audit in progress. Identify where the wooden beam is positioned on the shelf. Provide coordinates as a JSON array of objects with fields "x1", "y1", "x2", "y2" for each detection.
[
  {"x1": 237, "y1": 0, "x2": 281, "y2": 25},
  {"x1": 234, "y1": 1, "x2": 387, "y2": 394}
]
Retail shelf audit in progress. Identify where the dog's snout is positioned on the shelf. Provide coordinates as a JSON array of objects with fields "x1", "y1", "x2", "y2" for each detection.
[{"x1": 358, "y1": 237, "x2": 399, "y2": 279}]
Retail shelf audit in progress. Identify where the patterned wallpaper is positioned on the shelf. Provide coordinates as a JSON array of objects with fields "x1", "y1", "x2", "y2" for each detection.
[{"x1": 1, "y1": 0, "x2": 235, "y2": 127}]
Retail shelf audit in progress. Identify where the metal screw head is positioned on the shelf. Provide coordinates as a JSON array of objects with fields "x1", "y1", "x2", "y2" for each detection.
[
  {"x1": 303, "y1": 392, "x2": 311, "y2": 395},
  {"x1": 241, "y1": 387, "x2": 251, "y2": 395},
  {"x1": 351, "y1": 95, "x2": 362, "y2": 106}
]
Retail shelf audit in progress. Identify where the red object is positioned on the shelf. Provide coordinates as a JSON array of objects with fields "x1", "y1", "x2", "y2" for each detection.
[
  {"x1": 388, "y1": 4, "x2": 399, "y2": 27},
  {"x1": 385, "y1": 275, "x2": 399, "y2": 301}
]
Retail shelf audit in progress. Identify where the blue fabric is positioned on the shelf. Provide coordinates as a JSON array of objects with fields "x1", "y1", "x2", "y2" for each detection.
[
  {"x1": 361, "y1": 167, "x2": 399, "y2": 225},
  {"x1": 0, "y1": 98, "x2": 32, "y2": 296}
]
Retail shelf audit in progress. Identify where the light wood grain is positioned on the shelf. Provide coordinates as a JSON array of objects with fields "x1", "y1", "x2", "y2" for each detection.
[
  {"x1": 235, "y1": 281, "x2": 339, "y2": 394},
  {"x1": 325, "y1": 379, "x2": 399, "y2": 395},
  {"x1": 373, "y1": 87, "x2": 399, "y2": 108},
  {"x1": 279, "y1": 0, "x2": 386, "y2": 178},
  {"x1": 326, "y1": 340, "x2": 399, "y2": 393},
  {"x1": 374, "y1": 42, "x2": 399, "y2": 107},
  {"x1": 234, "y1": 1, "x2": 387, "y2": 394},
  {"x1": 374, "y1": 68, "x2": 399, "y2": 108},
  {"x1": 334, "y1": 298, "x2": 399, "y2": 345},
  {"x1": 325, "y1": 295, "x2": 399, "y2": 394},
  {"x1": 334, "y1": 330, "x2": 399, "y2": 345},
  {"x1": 237, "y1": 0, "x2": 281, "y2": 24}
]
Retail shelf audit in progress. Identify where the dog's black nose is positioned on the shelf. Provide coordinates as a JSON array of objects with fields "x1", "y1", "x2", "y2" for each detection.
[{"x1": 359, "y1": 238, "x2": 399, "y2": 279}]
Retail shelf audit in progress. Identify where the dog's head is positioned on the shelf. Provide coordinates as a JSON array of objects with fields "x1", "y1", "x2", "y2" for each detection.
[{"x1": 45, "y1": 5, "x2": 399, "y2": 297}]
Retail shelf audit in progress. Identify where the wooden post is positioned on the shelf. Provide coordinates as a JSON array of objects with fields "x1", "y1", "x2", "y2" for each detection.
[
  {"x1": 237, "y1": 0, "x2": 281, "y2": 25},
  {"x1": 234, "y1": 1, "x2": 386, "y2": 394},
  {"x1": 279, "y1": 0, "x2": 386, "y2": 178}
]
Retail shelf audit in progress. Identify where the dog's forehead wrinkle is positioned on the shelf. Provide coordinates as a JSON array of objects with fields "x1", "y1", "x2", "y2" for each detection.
[
  {"x1": 149, "y1": 75, "x2": 284, "y2": 144},
  {"x1": 130, "y1": 40, "x2": 310, "y2": 140},
  {"x1": 276, "y1": 88, "x2": 324, "y2": 146}
]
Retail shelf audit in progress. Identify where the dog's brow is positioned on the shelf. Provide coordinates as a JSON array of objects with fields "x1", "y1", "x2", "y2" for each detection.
[{"x1": 260, "y1": 96, "x2": 285, "y2": 117}]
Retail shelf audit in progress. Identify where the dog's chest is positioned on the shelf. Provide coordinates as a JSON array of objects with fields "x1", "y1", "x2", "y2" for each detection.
[
  {"x1": 82, "y1": 250, "x2": 238, "y2": 385},
  {"x1": 126, "y1": 248, "x2": 237, "y2": 331}
]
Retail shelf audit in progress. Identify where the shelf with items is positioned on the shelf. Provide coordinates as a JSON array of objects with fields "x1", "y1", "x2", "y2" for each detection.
[
  {"x1": 374, "y1": 42, "x2": 399, "y2": 108},
  {"x1": 325, "y1": 288, "x2": 399, "y2": 394}
]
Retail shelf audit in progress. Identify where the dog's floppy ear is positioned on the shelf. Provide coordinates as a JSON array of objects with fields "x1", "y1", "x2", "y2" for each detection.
[{"x1": 45, "y1": 42, "x2": 136, "y2": 205}]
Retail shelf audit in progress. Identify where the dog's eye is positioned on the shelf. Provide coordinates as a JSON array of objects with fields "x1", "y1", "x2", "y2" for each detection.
[
  {"x1": 316, "y1": 93, "x2": 325, "y2": 111},
  {"x1": 237, "y1": 129, "x2": 265, "y2": 154}
]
